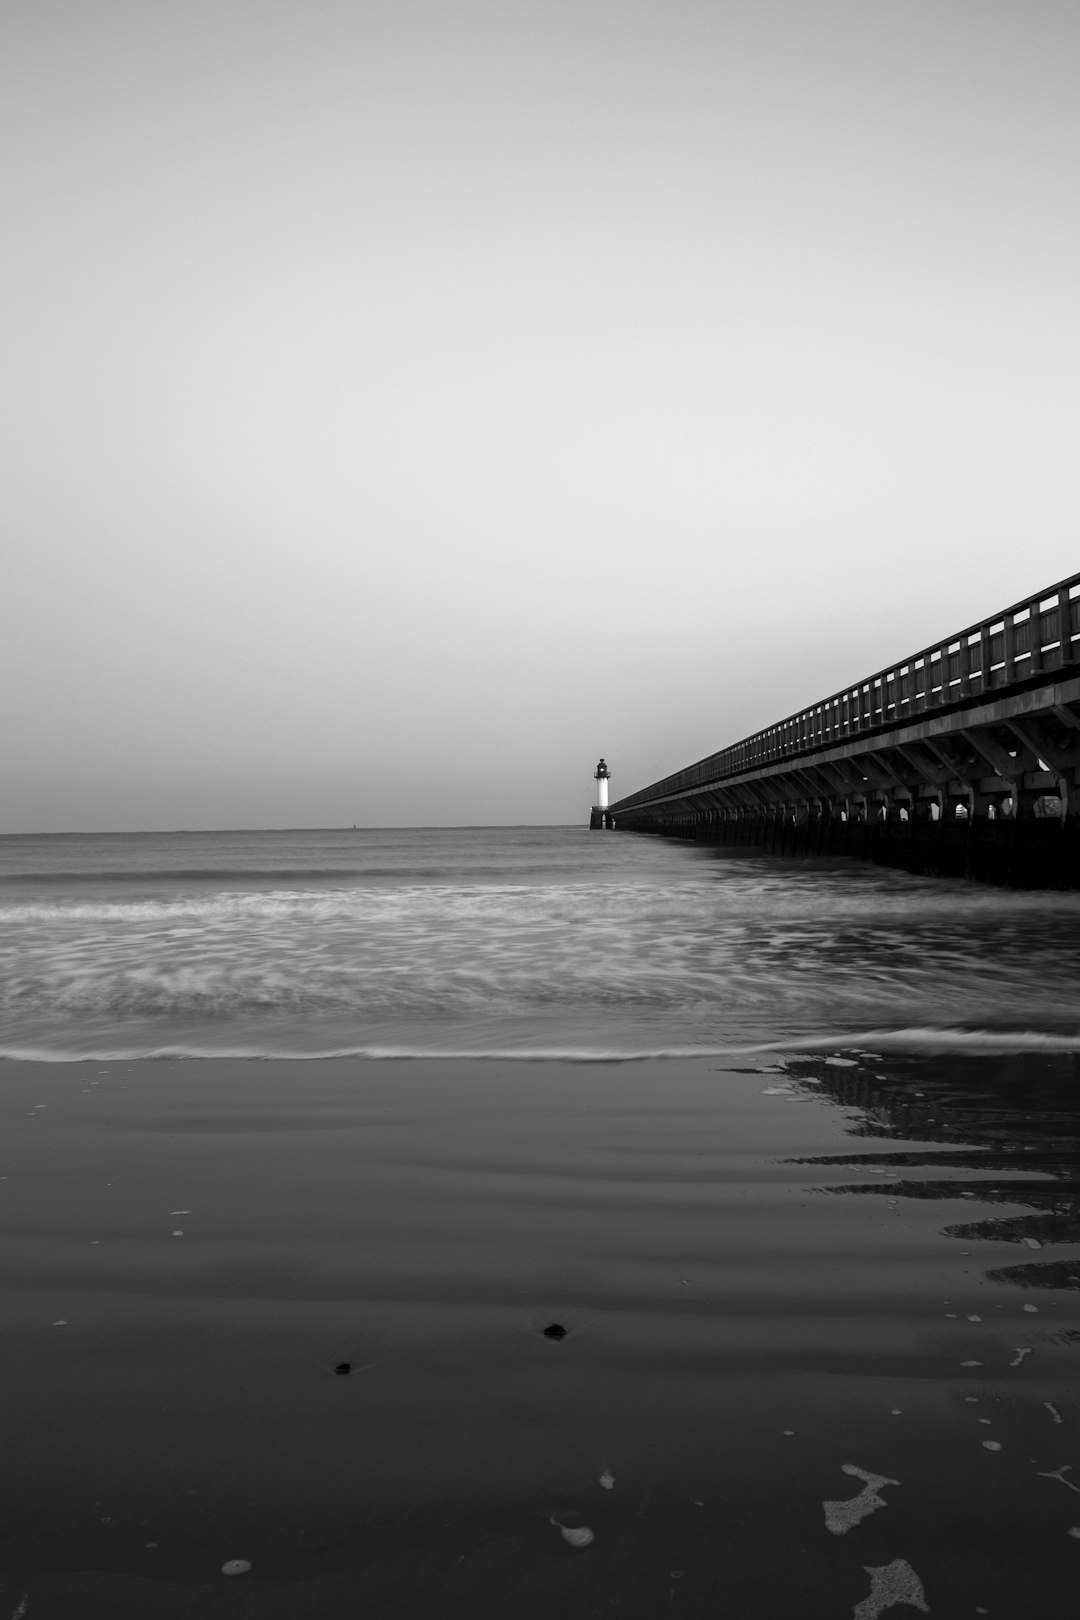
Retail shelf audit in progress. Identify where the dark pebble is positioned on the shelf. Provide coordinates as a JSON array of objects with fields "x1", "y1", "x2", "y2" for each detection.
[
  {"x1": 334, "y1": 1362, "x2": 351, "y2": 1375},
  {"x1": 543, "y1": 1324, "x2": 567, "y2": 1341}
]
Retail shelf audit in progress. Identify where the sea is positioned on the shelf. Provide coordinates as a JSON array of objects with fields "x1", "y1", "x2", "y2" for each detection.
[{"x1": 3, "y1": 824, "x2": 1080, "y2": 1062}]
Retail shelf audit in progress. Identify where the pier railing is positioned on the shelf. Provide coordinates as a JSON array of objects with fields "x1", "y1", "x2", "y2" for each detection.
[{"x1": 614, "y1": 570, "x2": 1080, "y2": 811}]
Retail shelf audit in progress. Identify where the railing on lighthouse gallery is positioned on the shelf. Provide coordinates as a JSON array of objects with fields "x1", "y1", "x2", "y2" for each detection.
[{"x1": 591, "y1": 758, "x2": 613, "y2": 829}]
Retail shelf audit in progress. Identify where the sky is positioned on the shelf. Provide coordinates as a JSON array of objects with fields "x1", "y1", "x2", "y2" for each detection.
[{"x1": 2, "y1": 0, "x2": 1078, "y2": 831}]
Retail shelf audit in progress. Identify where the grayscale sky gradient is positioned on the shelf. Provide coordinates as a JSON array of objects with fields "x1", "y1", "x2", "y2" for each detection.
[{"x1": 3, "y1": 0, "x2": 1078, "y2": 830}]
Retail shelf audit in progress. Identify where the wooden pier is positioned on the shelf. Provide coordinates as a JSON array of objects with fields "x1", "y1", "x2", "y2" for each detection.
[{"x1": 606, "y1": 571, "x2": 1080, "y2": 888}]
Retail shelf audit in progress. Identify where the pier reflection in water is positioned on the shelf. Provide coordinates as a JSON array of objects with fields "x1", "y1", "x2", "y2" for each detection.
[{"x1": 786, "y1": 1050, "x2": 1080, "y2": 1296}]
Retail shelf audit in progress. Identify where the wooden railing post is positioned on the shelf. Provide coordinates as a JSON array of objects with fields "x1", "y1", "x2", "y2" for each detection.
[
  {"x1": 979, "y1": 623, "x2": 994, "y2": 693},
  {"x1": 1063, "y1": 587, "x2": 1077, "y2": 665},
  {"x1": 1028, "y1": 598, "x2": 1043, "y2": 675},
  {"x1": 1003, "y1": 614, "x2": 1017, "y2": 684}
]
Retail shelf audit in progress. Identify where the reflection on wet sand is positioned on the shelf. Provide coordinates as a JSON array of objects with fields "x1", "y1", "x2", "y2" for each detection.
[
  {"x1": 785, "y1": 1050, "x2": 1080, "y2": 1294},
  {"x1": 0, "y1": 1051, "x2": 1077, "y2": 1616}
]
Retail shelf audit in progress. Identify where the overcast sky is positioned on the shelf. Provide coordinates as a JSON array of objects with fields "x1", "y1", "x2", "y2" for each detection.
[{"x1": 3, "y1": 0, "x2": 1078, "y2": 831}]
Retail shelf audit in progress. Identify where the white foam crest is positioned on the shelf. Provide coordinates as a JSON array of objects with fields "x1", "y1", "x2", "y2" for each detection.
[
  {"x1": 0, "y1": 880, "x2": 716, "y2": 927},
  {"x1": 0, "y1": 1042, "x2": 759, "y2": 1063},
  {"x1": 4, "y1": 1025, "x2": 1080, "y2": 1063},
  {"x1": 6, "y1": 870, "x2": 1079, "y2": 927}
]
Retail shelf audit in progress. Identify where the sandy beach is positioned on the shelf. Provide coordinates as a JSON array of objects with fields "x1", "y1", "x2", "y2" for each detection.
[{"x1": 0, "y1": 1052, "x2": 1077, "y2": 1616}]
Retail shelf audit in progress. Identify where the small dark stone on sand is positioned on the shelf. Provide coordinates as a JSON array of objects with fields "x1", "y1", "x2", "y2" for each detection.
[
  {"x1": 334, "y1": 1362, "x2": 351, "y2": 1375},
  {"x1": 543, "y1": 1324, "x2": 567, "y2": 1341}
]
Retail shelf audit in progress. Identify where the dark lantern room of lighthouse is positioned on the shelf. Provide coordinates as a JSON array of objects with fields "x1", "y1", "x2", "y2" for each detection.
[{"x1": 590, "y1": 758, "x2": 613, "y2": 830}]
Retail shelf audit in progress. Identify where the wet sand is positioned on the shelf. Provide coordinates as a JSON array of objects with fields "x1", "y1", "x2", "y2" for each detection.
[{"x1": 0, "y1": 1053, "x2": 1078, "y2": 1617}]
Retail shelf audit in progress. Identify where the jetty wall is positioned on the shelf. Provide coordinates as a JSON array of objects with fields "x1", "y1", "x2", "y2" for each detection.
[{"x1": 607, "y1": 571, "x2": 1080, "y2": 889}]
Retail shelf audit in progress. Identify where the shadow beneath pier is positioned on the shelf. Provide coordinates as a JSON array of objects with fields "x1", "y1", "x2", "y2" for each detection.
[{"x1": 626, "y1": 816, "x2": 1080, "y2": 890}]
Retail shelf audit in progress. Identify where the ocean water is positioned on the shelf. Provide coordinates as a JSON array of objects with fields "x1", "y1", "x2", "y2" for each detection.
[{"x1": 3, "y1": 826, "x2": 1080, "y2": 1062}]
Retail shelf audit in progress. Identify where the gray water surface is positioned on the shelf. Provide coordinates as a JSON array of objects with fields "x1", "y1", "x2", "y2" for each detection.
[{"x1": 2, "y1": 826, "x2": 1079, "y2": 1059}]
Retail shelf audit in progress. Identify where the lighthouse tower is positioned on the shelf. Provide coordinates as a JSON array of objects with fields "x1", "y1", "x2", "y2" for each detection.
[{"x1": 591, "y1": 758, "x2": 612, "y2": 830}]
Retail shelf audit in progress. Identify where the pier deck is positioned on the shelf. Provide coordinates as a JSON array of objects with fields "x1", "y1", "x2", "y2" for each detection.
[{"x1": 607, "y1": 571, "x2": 1080, "y2": 887}]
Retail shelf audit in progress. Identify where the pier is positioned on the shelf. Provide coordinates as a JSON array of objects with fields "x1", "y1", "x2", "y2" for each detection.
[{"x1": 606, "y1": 570, "x2": 1080, "y2": 887}]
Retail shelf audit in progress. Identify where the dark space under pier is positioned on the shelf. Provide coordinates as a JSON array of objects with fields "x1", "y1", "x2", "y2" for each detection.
[{"x1": 632, "y1": 806, "x2": 1080, "y2": 890}]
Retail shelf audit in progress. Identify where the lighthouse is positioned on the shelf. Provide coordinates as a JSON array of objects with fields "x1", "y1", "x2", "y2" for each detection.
[{"x1": 591, "y1": 758, "x2": 612, "y2": 830}]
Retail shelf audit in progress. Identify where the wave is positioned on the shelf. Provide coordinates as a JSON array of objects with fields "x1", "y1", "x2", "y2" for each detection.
[
  {"x1": 4, "y1": 1027, "x2": 1080, "y2": 1063},
  {"x1": 0, "y1": 880, "x2": 679, "y2": 922},
  {"x1": 0, "y1": 868, "x2": 396, "y2": 884},
  {"x1": 7, "y1": 876, "x2": 1080, "y2": 927},
  {"x1": 0, "y1": 886, "x2": 563, "y2": 923},
  {"x1": 0, "y1": 1042, "x2": 737, "y2": 1062}
]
